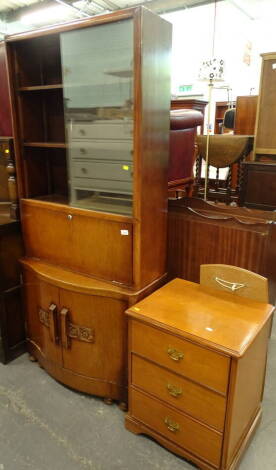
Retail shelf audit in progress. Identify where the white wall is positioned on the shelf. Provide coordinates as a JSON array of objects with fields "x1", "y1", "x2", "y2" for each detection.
[{"x1": 162, "y1": 1, "x2": 256, "y2": 102}]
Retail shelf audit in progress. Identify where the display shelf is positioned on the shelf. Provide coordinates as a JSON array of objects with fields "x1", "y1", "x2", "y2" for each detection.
[
  {"x1": 23, "y1": 142, "x2": 66, "y2": 148},
  {"x1": 19, "y1": 84, "x2": 63, "y2": 91}
]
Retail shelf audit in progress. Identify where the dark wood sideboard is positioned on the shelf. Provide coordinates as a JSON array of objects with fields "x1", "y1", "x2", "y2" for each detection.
[
  {"x1": 240, "y1": 162, "x2": 276, "y2": 211},
  {"x1": 0, "y1": 209, "x2": 25, "y2": 363},
  {"x1": 168, "y1": 198, "x2": 276, "y2": 304}
]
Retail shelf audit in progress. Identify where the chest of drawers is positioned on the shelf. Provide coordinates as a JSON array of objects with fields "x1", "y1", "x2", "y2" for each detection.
[{"x1": 125, "y1": 279, "x2": 274, "y2": 470}]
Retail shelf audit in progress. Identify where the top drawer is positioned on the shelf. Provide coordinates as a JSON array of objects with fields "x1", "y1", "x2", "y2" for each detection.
[
  {"x1": 69, "y1": 120, "x2": 133, "y2": 140},
  {"x1": 130, "y1": 320, "x2": 230, "y2": 395}
]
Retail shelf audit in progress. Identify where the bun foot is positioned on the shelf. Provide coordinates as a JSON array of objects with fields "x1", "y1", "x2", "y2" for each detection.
[
  {"x1": 118, "y1": 402, "x2": 128, "y2": 412},
  {"x1": 28, "y1": 354, "x2": 37, "y2": 362},
  {"x1": 104, "y1": 397, "x2": 113, "y2": 405}
]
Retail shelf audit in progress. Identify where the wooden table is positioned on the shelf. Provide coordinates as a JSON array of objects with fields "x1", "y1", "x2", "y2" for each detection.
[{"x1": 125, "y1": 278, "x2": 274, "y2": 470}]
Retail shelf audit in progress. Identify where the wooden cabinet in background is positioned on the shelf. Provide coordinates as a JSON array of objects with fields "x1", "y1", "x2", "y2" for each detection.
[
  {"x1": 214, "y1": 101, "x2": 235, "y2": 134},
  {"x1": 0, "y1": 214, "x2": 25, "y2": 363},
  {"x1": 0, "y1": 138, "x2": 19, "y2": 219},
  {"x1": 168, "y1": 198, "x2": 276, "y2": 304},
  {"x1": 254, "y1": 52, "x2": 276, "y2": 162},
  {"x1": 240, "y1": 161, "x2": 276, "y2": 211},
  {"x1": 7, "y1": 7, "x2": 172, "y2": 402},
  {"x1": 125, "y1": 279, "x2": 274, "y2": 470},
  {"x1": 0, "y1": 41, "x2": 13, "y2": 137},
  {"x1": 234, "y1": 95, "x2": 258, "y2": 135}
]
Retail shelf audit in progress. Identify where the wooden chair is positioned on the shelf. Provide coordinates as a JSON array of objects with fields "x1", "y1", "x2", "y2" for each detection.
[{"x1": 200, "y1": 264, "x2": 269, "y2": 303}]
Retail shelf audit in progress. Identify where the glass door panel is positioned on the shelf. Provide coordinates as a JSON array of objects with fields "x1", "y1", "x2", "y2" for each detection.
[{"x1": 61, "y1": 19, "x2": 134, "y2": 215}]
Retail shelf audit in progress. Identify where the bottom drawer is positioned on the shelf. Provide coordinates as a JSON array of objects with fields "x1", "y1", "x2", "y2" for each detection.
[{"x1": 130, "y1": 388, "x2": 222, "y2": 468}]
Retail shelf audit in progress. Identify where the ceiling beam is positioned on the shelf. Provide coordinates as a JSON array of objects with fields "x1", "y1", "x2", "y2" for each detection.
[
  {"x1": 54, "y1": 0, "x2": 90, "y2": 16},
  {"x1": 1, "y1": 0, "x2": 221, "y2": 23},
  {"x1": 131, "y1": 0, "x2": 221, "y2": 15}
]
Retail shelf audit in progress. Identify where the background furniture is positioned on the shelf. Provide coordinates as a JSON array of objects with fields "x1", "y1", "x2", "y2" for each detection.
[
  {"x1": 200, "y1": 264, "x2": 268, "y2": 302},
  {"x1": 0, "y1": 138, "x2": 19, "y2": 219},
  {"x1": 234, "y1": 95, "x2": 258, "y2": 135},
  {"x1": 254, "y1": 52, "x2": 276, "y2": 162},
  {"x1": 0, "y1": 210, "x2": 24, "y2": 363},
  {"x1": 7, "y1": 6, "x2": 171, "y2": 404},
  {"x1": 171, "y1": 98, "x2": 207, "y2": 134},
  {"x1": 167, "y1": 198, "x2": 276, "y2": 304},
  {"x1": 239, "y1": 161, "x2": 276, "y2": 210},
  {"x1": 125, "y1": 278, "x2": 274, "y2": 470},
  {"x1": 0, "y1": 41, "x2": 13, "y2": 137},
  {"x1": 194, "y1": 135, "x2": 253, "y2": 204},
  {"x1": 214, "y1": 101, "x2": 236, "y2": 134},
  {"x1": 168, "y1": 109, "x2": 203, "y2": 197}
]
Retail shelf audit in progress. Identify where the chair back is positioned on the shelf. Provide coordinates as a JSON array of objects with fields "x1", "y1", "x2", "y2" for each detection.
[
  {"x1": 200, "y1": 264, "x2": 269, "y2": 303},
  {"x1": 169, "y1": 110, "x2": 203, "y2": 183}
]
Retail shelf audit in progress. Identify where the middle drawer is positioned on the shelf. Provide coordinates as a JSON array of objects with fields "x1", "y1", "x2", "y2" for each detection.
[{"x1": 132, "y1": 355, "x2": 226, "y2": 431}]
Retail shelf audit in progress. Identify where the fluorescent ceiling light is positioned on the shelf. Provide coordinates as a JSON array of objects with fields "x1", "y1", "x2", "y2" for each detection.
[
  {"x1": 73, "y1": 1, "x2": 105, "y2": 12},
  {"x1": 21, "y1": 5, "x2": 74, "y2": 25}
]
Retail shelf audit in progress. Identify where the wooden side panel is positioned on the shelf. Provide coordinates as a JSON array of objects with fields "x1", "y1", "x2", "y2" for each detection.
[
  {"x1": 255, "y1": 56, "x2": 276, "y2": 150},
  {"x1": 0, "y1": 42, "x2": 13, "y2": 136},
  {"x1": 223, "y1": 321, "x2": 271, "y2": 468},
  {"x1": 59, "y1": 289, "x2": 127, "y2": 386},
  {"x1": 133, "y1": 8, "x2": 172, "y2": 288},
  {"x1": 234, "y1": 95, "x2": 258, "y2": 136}
]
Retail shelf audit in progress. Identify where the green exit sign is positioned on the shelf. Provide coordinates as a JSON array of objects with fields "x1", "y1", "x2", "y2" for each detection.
[{"x1": 179, "y1": 84, "x2": 193, "y2": 93}]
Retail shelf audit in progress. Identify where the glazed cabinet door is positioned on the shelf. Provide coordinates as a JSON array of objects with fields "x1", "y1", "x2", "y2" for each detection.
[
  {"x1": 23, "y1": 268, "x2": 62, "y2": 365},
  {"x1": 61, "y1": 19, "x2": 134, "y2": 216},
  {"x1": 59, "y1": 288, "x2": 127, "y2": 388}
]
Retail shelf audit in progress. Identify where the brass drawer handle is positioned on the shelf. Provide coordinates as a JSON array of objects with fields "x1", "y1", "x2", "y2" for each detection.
[
  {"x1": 167, "y1": 347, "x2": 184, "y2": 361},
  {"x1": 164, "y1": 417, "x2": 180, "y2": 433},
  {"x1": 167, "y1": 383, "x2": 183, "y2": 398}
]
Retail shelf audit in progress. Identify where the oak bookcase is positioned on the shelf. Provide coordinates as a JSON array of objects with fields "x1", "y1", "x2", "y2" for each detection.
[{"x1": 6, "y1": 6, "x2": 172, "y2": 404}]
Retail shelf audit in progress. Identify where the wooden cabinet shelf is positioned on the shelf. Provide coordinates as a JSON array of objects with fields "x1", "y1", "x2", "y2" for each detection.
[
  {"x1": 19, "y1": 84, "x2": 63, "y2": 91},
  {"x1": 23, "y1": 142, "x2": 66, "y2": 148}
]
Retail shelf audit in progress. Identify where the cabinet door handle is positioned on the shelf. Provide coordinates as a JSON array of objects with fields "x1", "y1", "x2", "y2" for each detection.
[
  {"x1": 167, "y1": 383, "x2": 183, "y2": 398},
  {"x1": 167, "y1": 347, "x2": 184, "y2": 361},
  {"x1": 164, "y1": 417, "x2": 180, "y2": 433},
  {"x1": 60, "y1": 307, "x2": 70, "y2": 349},
  {"x1": 49, "y1": 303, "x2": 59, "y2": 344}
]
